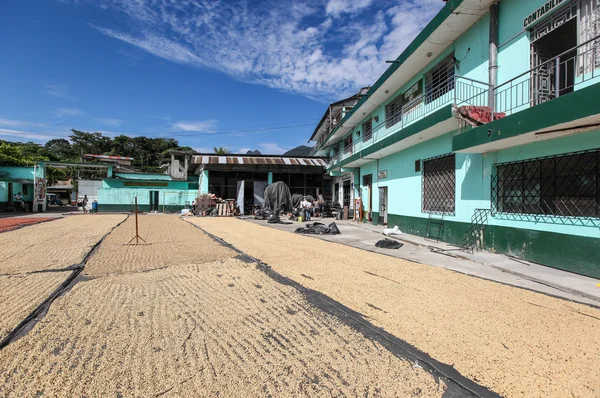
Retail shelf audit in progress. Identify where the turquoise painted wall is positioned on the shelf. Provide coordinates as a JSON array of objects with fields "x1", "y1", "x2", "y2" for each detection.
[
  {"x1": 0, "y1": 166, "x2": 35, "y2": 180},
  {"x1": 358, "y1": 127, "x2": 600, "y2": 240},
  {"x1": 0, "y1": 166, "x2": 35, "y2": 202},
  {"x1": 114, "y1": 172, "x2": 172, "y2": 181},
  {"x1": 331, "y1": 0, "x2": 600, "y2": 159},
  {"x1": 98, "y1": 179, "x2": 197, "y2": 210},
  {"x1": 359, "y1": 133, "x2": 488, "y2": 228},
  {"x1": 483, "y1": 128, "x2": 600, "y2": 239}
]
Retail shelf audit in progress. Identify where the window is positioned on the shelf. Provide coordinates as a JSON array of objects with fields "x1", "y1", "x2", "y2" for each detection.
[
  {"x1": 344, "y1": 135, "x2": 353, "y2": 154},
  {"x1": 422, "y1": 154, "x2": 455, "y2": 214},
  {"x1": 493, "y1": 149, "x2": 600, "y2": 218},
  {"x1": 363, "y1": 119, "x2": 372, "y2": 141},
  {"x1": 22, "y1": 184, "x2": 29, "y2": 195},
  {"x1": 385, "y1": 96, "x2": 402, "y2": 128},
  {"x1": 425, "y1": 54, "x2": 455, "y2": 104}
]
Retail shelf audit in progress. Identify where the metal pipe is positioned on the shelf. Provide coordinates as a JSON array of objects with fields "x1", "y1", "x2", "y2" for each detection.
[
  {"x1": 489, "y1": 1, "x2": 499, "y2": 117},
  {"x1": 555, "y1": 57, "x2": 561, "y2": 99}
]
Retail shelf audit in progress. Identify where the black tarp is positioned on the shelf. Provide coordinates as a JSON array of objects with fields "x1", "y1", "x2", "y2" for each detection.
[
  {"x1": 295, "y1": 222, "x2": 341, "y2": 235},
  {"x1": 375, "y1": 239, "x2": 404, "y2": 249},
  {"x1": 264, "y1": 181, "x2": 292, "y2": 212},
  {"x1": 291, "y1": 194, "x2": 303, "y2": 209}
]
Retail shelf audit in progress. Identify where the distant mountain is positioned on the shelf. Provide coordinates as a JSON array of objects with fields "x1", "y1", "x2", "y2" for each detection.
[
  {"x1": 283, "y1": 145, "x2": 314, "y2": 156},
  {"x1": 246, "y1": 150, "x2": 261, "y2": 155}
]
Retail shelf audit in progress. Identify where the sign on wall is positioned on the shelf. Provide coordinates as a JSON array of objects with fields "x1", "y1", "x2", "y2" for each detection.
[
  {"x1": 123, "y1": 181, "x2": 169, "y2": 187},
  {"x1": 523, "y1": 0, "x2": 569, "y2": 29},
  {"x1": 402, "y1": 79, "x2": 423, "y2": 112},
  {"x1": 378, "y1": 170, "x2": 388, "y2": 179}
]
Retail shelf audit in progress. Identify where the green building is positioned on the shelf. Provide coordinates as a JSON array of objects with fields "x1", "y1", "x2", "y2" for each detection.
[
  {"x1": 97, "y1": 151, "x2": 327, "y2": 213},
  {"x1": 311, "y1": 0, "x2": 600, "y2": 278}
]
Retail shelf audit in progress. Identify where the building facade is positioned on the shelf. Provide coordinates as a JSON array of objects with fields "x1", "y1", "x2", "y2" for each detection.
[
  {"x1": 97, "y1": 152, "x2": 327, "y2": 213},
  {"x1": 312, "y1": 0, "x2": 600, "y2": 278}
]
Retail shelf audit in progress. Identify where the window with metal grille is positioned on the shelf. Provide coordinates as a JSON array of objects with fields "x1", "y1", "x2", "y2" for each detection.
[
  {"x1": 422, "y1": 154, "x2": 455, "y2": 214},
  {"x1": 493, "y1": 149, "x2": 600, "y2": 218},
  {"x1": 385, "y1": 96, "x2": 402, "y2": 128},
  {"x1": 344, "y1": 135, "x2": 353, "y2": 154},
  {"x1": 425, "y1": 54, "x2": 455, "y2": 104},
  {"x1": 363, "y1": 119, "x2": 372, "y2": 141}
]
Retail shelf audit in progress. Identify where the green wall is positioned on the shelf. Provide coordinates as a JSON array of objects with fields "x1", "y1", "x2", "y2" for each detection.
[
  {"x1": 98, "y1": 178, "x2": 197, "y2": 212},
  {"x1": 382, "y1": 213, "x2": 600, "y2": 279}
]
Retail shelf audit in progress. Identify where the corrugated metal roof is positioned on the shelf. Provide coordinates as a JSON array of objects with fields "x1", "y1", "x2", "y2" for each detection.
[{"x1": 191, "y1": 155, "x2": 327, "y2": 167}]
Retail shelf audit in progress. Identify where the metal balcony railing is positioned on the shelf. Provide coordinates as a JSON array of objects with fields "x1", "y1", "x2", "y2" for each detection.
[
  {"x1": 494, "y1": 35, "x2": 600, "y2": 116},
  {"x1": 327, "y1": 37, "x2": 600, "y2": 168}
]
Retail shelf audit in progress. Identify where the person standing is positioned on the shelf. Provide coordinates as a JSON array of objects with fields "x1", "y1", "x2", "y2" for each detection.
[
  {"x1": 300, "y1": 196, "x2": 312, "y2": 221},
  {"x1": 82, "y1": 195, "x2": 89, "y2": 213},
  {"x1": 14, "y1": 192, "x2": 24, "y2": 211}
]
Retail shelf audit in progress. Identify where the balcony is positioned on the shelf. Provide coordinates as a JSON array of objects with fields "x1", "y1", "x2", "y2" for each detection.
[
  {"x1": 327, "y1": 37, "x2": 600, "y2": 168},
  {"x1": 454, "y1": 36, "x2": 600, "y2": 153},
  {"x1": 328, "y1": 80, "x2": 460, "y2": 168}
]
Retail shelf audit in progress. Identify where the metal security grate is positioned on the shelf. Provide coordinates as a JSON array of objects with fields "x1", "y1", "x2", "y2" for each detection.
[
  {"x1": 385, "y1": 96, "x2": 403, "y2": 128},
  {"x1": 422, "y1": 154, "x2": 456, "y2": 214},
  {"x1": 425, "y1": 53, "x2": 455, "y2": 104},
  {"x1": 492, "y1": 149, "x2": 600, "y2": 218},
  {"x1": 363, "y1": 119, "x2": 372, "y2": 141},
  {"x1": 460, "y1": 209, "x2": 490, "y2": 253}
]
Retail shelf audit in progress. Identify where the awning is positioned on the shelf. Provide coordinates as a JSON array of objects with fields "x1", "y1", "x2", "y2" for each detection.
[{"x1": 191, "y1": 155, "x2": 327, "y2": 168}]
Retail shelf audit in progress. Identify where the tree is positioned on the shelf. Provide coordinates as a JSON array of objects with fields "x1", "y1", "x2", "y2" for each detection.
[
  {"x1": 69, "y1": 129, "x2": 112, "y2": 157},
  {"x1": 0, "y1": 141, "x2": 48, "y2": 166},
  {"x1": 213, "y1": 147, "x2": 230, "y2": 155},
  {"x1": 45, "y1": 138, "x2": 76, "y2": 161}
]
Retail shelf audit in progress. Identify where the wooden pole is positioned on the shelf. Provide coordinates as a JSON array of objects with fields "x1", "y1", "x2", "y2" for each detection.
[{"x1": 128, "y1": 196, "x2": 146, "y2": 244}]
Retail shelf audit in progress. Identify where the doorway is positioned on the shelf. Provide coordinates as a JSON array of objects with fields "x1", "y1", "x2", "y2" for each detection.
[
  {"x1": 531, "y1": 17, "x2": 578, "y2": 104},
  {"x1": 7, "y1": 183, "x2": 13, "y2": 203},
  {"x1": 342, "y1": 180, "x2": 351, "y2": 208},
  {"x1": 149, "y1": 190, "x2": 160, "y2": 212},
  {"x1": 363, "y1": 174, "x2": 373, "y2": 221},
  {"x1": 334, "y1": 183, "x2": 340, "y2": 204},
  {"x1": 379, "y1": 186, "x2": 388, "y2": 225}
]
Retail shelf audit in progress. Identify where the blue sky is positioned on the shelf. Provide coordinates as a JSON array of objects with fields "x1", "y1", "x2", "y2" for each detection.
[{"x1": 0, "y1": 0, "x2": 442, "y2": 154}]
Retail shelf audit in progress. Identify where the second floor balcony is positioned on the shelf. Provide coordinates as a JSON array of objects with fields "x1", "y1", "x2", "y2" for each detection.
[{"x1": 328, "y1": 36, "x2": 600, "y2": 168}]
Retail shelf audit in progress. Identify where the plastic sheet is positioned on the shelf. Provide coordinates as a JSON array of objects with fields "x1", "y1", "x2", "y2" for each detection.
[
  {"x1": 375, "y1": 239, "x2": 404, "y2": 249},
  {"x1": 295, "y1": 222, "x2": 341, "y2": 235},
  {"x1": 264, "y1": 181, "x2": 292, "y2": 212}
]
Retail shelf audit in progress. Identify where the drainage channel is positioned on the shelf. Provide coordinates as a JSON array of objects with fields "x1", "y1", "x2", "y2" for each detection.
[
  {"x1": 185, "y1": 220, "x2": 502, "y2": 398},
  {"x1": 0, "y1": 215, "x2": 129, "y2": 350}
]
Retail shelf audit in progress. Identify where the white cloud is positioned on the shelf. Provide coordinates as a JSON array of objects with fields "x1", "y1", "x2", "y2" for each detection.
[
  {"x1": 173, "y1": 120, "x2": 218, "y2": 132},
  {"x1": 259, "y1": 143, "x2": 288, "y2": 155},
  {"x1": 82, "y1": 0, "x2": 443, "y2": 100},
  {"x1": 96, "y1": 118, "x2": 125, "y2": 127},
  {"x1": 43, "y1": 84, "x2": 71, "y2": 99},
  {"x1": 326, "y1": 0, "x2": 372, "y2": 17},
  {"x1": 0, "y1": 128, "x2": 63, "y2": 141},
  {"x1": 193, "y1": 147, "x2": 213, "y2": 153},
  {"x1": 0, "y1": 118, "x2": 49, "y2": 128},
  {"x1": 55, "y1": 108, "x2": 85, "y2": 117},
  {"x1": 238, "y1": 147, "x2": 250, "y2": 153}
]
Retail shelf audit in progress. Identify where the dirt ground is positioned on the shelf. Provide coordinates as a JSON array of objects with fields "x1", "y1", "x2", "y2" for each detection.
[
  {"x1": 0, "y1": 215, "x2": 447, "y2": 397},
  {"x1": 0, "y1": 217, "x2": 49, "y2": 233},
  {"x1": 190, "y1": 217, "x2": 600, "y2": 398},
  {"x1": 84, "y1": 215, "x2": 235, "y2": 276},
  {"x1": 0, "y1": 214, "x2": 127, "y2": 275},
  {"x1": 0, "y1": 272, "x2": 70, "y2": 341}
]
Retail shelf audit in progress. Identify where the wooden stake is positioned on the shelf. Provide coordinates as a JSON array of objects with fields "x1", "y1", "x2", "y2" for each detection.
[{"x1": 128, "y1": 196, "x2": 147, "y2": 244}]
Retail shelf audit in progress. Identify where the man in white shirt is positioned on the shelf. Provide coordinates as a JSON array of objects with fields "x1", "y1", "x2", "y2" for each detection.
[
  {"x1": 13, "y1": 192, "x2": 24, "y2": 211},
  {"x1": 300, "y1": 196, "x2": 312, "y2": 221}
]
